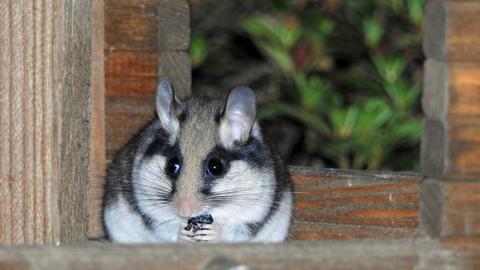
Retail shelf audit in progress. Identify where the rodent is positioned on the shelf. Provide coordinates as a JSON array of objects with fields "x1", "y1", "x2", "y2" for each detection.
[{"x1": 102, "y1": 79, "x2": 293, "y2": 243}]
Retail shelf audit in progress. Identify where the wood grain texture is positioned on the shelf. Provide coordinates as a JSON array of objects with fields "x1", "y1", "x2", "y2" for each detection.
[
  {"x1": 422, "y1": 59, "x2": 449, "y2": 121},
  {"x1": 59, "y1": 0, "x2": 92, "y2": 243},
  {"x1": 422, "y1": 18, "x2": 480, "y2": 180},
  {"x1": 0, "y1": 240, "x2": 478, "y2": 270},
  {"x1": 88, "y1": 0, "x2": 106, "y2": 239},
  {"x1": 105, "y1": 51, "x2": 191, "y2": 99},
  {"x1": 289, "y1": 167, "x2": 422, "y2": 240},
  {"x1": 0, "y1": 0, "x2": 60, "y2": 244},
  {"x1": 423, "y1": 60, "x2": 480, "y2": 121},
  {"x1": 158, "y1": 51, "x2": 192, "y2": 99},
  {"x1": 105, "y1": 51, "x2": 159, "y2": 98},
  {"x1": 105, "y1": 0, "x2": 189, "y2": 51},
  {"x1": 105, "y1": 96, "x2": 155, "y2": 159},
  {"x1": 158, "y1": 0, "x2": 190, "y2": 50},
  {"x1": 421, "y1": 179, "x2": 480, "y2": 237},
  {"x1": 0, "y1": 0, "x2": 91, "y2": 244},
  {"x1": 421, "y1": 118, "x2": 480, "y2": 179},
  {"x1": 424, "y1": 0, "x2": 480, "y2": 61},
  {"x1": 105, "y1": 0, "x2": 191, "y2": 163}
]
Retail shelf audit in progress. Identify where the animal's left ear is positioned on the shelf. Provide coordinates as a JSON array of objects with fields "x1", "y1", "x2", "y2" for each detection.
[{"x1": 219, "y1": 86, "x2": 256, "y2": 148}]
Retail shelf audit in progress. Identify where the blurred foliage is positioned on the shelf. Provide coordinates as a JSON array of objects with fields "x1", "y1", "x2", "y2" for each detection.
[{"x1": 190, "y1": 0, "x2": 424, "y2": 170}]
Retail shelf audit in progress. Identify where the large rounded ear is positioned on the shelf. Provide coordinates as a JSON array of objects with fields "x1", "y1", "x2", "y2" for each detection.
[
  {"x1": 219, "y1": 86, "x2": 256, "y2": 148},
  {"x1": 156, "y1": 79, "x2": 180, "y2": 142}
]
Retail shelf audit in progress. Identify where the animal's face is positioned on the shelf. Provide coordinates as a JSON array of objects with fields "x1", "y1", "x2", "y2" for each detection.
[{"x1": 133, "y1": 81, "x2": 275, "y2": 225}]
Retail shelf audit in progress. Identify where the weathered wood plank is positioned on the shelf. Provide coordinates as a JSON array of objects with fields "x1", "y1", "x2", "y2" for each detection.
[
  {"x1": 422, "y1": 57, "x2": 480, "y2": 180},
  {"x1": 89, "y1": 0, "x2": 106, "y2": 239},
  {"x1": 59, "y1": 0, "x2": 92, "y2": 243},
  {"x1": 105, "y1": 51, "x2": 191, "y2": 99},
  {"x1": 158, "y1": 51, "x2": 191, "y2": 100},
  {"x1": 0, "y1": 0, "x2": 92, "y2": 244},
  {"x1": 421, "y1": 179, "x2": 480, "y2": 237},
  {"x1": 158, "y1": 0, "x2": 190, "y2": 51},
  {"x1": 290, "y1": 222, "x2": 418, "y2": 240},
  {"x1": 290, "y1": 168, "x2": 422, "y2": 239},
  {"x1": 105, "y1": 0, "x2": 189, "y2": 51},
  {"x1": 422, "y1": 59, "x2": 449, "y2": 121},
  {"x1": 421, "y1": 118, "x2": 480, "y2": 179},
  {"x1": 104, "y1": 52, "x2": 157, "y2": 100},
  {"x1": 105, "y1": 96, "x2": 155, "y2": 159},
  {"x1": 424, "y1": 0, "x2": 480, "y2": 61},
  {"x1": 423, "y1": 60, "x2": 480, "y2": 121},
  {"x1": 0, "y1": 240, "x2": 477, "y2": 270},
  {"x1": 104, "y1": 0, "x2": 191, "y2": 164}
]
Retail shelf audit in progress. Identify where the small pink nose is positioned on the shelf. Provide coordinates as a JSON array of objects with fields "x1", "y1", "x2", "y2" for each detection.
[{"x1": 177, "y1": 197, "x2": 202, "y2": 217}]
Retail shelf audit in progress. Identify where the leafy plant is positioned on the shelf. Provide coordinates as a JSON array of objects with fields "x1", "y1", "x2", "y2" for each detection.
[{"x1": 244, "y1": 0, "x2": 423, "y2": 170}]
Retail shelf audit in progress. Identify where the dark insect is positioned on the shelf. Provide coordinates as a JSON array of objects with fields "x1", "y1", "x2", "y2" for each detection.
[{"x1": 184, "y1": 214, "x2": 214, "y2": 233}]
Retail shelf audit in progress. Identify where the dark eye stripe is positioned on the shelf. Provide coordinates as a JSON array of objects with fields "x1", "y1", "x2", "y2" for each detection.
[
  {"x1": 144, "y1": 128, "x2": 175, "y2": 158},
  {"x1": 201, "y1": 138, "x2": 270, "y2": 195}
]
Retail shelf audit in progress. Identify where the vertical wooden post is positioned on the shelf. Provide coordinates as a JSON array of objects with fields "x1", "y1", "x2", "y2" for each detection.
[
  {"x1": 421, "y1": 0, "x2": 480, "y2": 239},
  {"x1": 88, "y1": 0, "x2": 106, "y2": 239},
  {"x1": 422, "y1": 0, "x2": 480, "y2": 180},
  {"x1": 0, "y1": 0, "x2": 92, "y2": 244}
]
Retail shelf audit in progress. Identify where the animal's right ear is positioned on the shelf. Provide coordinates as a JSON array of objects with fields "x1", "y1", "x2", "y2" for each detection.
[{"x1": 155, "y1": 79, "x2": 180, "y2": 141}]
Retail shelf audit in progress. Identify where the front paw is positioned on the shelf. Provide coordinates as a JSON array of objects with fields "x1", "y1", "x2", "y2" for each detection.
[
  {"x1": 177, "y1": 222, "x2": 196, "y2": 243},
  {"x1": 192, "y1": 223, "x2": 222, "y2": 243}
]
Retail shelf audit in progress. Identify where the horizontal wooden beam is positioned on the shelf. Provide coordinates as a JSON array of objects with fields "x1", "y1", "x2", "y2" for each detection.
[
  {"x1": 0, "y1": 239, "x2": 477, "y2": 270},
  {"x1": 290, "y1": 167, "x2": 422, "y2": 239},
  {"x1": 424, "y1": 0, "x2": 480, "y2": 62},
  {"x1": 421, "y1": 179, "x2": 480, "y2": 237}
]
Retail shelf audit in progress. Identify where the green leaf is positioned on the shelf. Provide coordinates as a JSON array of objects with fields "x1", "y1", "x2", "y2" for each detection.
[
  {"x1": 189, "y1": 36, "x2": 207, "y2": 68},
  {"x1": 393, "y1": 118, "x2": 422, "y2": 140},
  {"x1": 408, "y1": 0, "x2": 424, "y2": 25},
  {"x1": 373, "y1": 55, "x2": 406, "y2": 83},
  {"x1": 260, "y1": 43, "x2": 295, "y2": 72},
  {"x1": 243, "y1": 16, "x2": 301, "y2": 49},
  {"x1": 259, "y1": 102, "x2": 332, "y2": 137},
  {"x1": 363, "y1": 18, "x2": 384, "y2": 47}
]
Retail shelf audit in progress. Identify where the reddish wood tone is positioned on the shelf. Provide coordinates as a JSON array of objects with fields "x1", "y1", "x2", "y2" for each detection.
[
  {"x1": 289, "y1": 168, "x2": 421, "y2": 240},
  {"x1": 105, "y1": 51, "x2": 159, "y2": 97},
  {"x1": 104, "y1": 0, "x2": 191, "y2": 162}
]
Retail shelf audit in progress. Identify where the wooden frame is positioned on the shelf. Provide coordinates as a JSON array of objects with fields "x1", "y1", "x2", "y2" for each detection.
[
  {"x1": 0, "y1": 0, "x2": 479, "y2": 269},
  {"x1": 0, "y1": 0, "x2": 92, "y2": 244}
]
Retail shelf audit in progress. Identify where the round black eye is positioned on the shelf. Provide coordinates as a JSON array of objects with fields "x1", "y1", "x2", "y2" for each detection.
[
  {"x1": 166, "y1": 157, "x2": 181, "y2": 178},
  {"x1": 207, "y1": 158, "x2": 224, "y2": 176}
]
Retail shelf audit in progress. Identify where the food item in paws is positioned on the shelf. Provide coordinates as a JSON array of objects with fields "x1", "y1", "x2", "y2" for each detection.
[{"x1": 184, "y1": 214, "x2": 214, "y2": 233}]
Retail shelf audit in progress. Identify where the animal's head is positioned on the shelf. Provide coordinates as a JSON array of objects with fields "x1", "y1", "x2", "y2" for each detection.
[{"x1": 133, "y1": 80, "x2": 276, "y2": 224}]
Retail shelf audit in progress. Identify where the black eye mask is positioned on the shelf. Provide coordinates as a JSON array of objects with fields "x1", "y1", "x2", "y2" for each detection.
[{"x1": 184, "y1": 214, "x2": 214, "y2": 233}]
